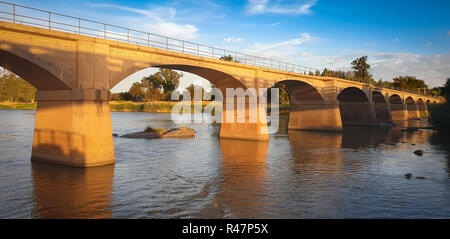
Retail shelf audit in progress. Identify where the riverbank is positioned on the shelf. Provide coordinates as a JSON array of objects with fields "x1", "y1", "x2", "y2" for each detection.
[
  {"x1": 0, "y1": 102, "x2": 36, "y2": 110},
  {"x1": 0, "y1": 101, "x2": 290, "y2": 114}
]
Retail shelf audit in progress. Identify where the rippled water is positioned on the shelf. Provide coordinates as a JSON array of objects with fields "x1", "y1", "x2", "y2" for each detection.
[{"x1": 0, "y1": 110, "x2": 449, "y2": 218}]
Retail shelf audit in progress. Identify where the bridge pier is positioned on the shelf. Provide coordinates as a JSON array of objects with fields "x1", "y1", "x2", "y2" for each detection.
[
  {"x1": 406, "y1": 103, "x2": 421, "y2": 119},
  {"x1": 219, "y1": 97, "x2": 269, "y2": 141},
  {"x1": 373, "y1": 103, "x2": 393, "y2": 123},
  {"x1": 288, "y1": 100, "x2": 342, "y2": 131},
  {"x1": 418, "y1": 104, "x2": 428, "y2": 118},
  {"x1": 390, "y1": 104, "x2": 408, "y2": 121},
  {"x1": 31, "y1": 89, "x2": 115, "y2": 167},
  {"x1": 339, "y1": 102, "x2": 378, "y2": 126}
]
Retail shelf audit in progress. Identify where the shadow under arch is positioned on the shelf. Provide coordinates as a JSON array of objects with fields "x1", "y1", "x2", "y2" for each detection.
[
  {"x1": 268, "y1": 79, "x2": 342, "y2": 131},
  {"x1": 405, "y1": 96, "x2": 420, "y2": 119},
  {"x1": 0, "y1": 48, "x2": 71, "y2": 90},
  {"x1": 372, "y1": 91, "x2": 387, "y2": 103},
  {"x1": 110, "y1": 64, "x2": 247, "y2": 92},
  {"x1": 389, "y1": 94, "x2": 408, "y2": 122},
  {"x1": 337, "y1": 87, "x2": 377, "y2": 126},
  {"x1": 372, "y1": 90, "x2": 392, "y2": 123}
]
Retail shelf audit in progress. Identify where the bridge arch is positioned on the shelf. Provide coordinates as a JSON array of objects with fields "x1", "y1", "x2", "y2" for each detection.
[
  {"x1": 337, "y1": 87, "x2": 369, "y2": 102},
  {"x1": 389, "y1": 94, "x2": 403, "y2": 104},
  {"x1": 0, "y1": 48, "x2": 71, "y2": 90},
  {"x1": 371, "y1": 91, "x2": 392, "y2": 123},
  {"x1": 417, "y1": 98, "x2": 428, "y2": 117},
  {"x1": 405, "y1": 97, "x2": 420, "y2": 119},
  {"x1": 111, "y1": 64, "x2": 247, "y2": 92},
  {"x1": 372, "y1": 91, "x2": 387, "y2": 103},
  {"x1": 337, "y1": 87, "x2": 377, "y2": 126},
  {"x1": 272, "y1": 79, "x2": 323, "y2": 101}
]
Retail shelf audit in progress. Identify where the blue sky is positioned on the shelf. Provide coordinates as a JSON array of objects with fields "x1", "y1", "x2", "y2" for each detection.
[{"x1": 6, "y1": 0, "x2": 450, "y2": 91}]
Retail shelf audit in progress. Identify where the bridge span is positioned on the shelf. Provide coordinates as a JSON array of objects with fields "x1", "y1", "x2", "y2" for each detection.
[{"x1": 0, "y1": 3, "x2": 443, "y2": 167}]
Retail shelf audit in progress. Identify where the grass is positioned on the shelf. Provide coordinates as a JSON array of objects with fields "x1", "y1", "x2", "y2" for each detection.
[
  {"x1": 0, "y1": 102, "x2": 36, "y2": 110},
  {"x1": 0, "y1": 101, "x2": 291, "y2": 115}
]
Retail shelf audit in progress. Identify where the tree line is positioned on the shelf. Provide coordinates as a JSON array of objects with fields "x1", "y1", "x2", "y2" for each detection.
[{"x1": 0, "y1": 69, "x2": 36, "y2": 102}]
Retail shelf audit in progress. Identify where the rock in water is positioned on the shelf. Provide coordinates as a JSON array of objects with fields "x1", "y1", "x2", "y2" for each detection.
[
  {"x1": 413, "y1": 150, "x2": 424, "y2": 156},
  {"x1": 415, "y1": 176, "x2": 427, "y2": 180},
  {"x1": 404, "y1": 173, "x2": 413, "y2": 179},
  {"x1": 161, "y1": 126, "x2": 196, "y2": 138},
  {"x1": 121, "y1": 126, "x2": 196, "y2": 139}
]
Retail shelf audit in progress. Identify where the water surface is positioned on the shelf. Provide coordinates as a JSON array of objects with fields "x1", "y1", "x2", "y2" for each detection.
[{"x1": 0, "y1": 110, "x2": 449, "y2": 218}]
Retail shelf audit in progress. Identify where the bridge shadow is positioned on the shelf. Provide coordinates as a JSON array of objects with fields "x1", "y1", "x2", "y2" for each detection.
[{"x1": 31, "y1": 161, "x2": 114, "y2": 219}]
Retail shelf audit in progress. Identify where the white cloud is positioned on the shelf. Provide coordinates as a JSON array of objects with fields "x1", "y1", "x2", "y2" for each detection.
[
  {"x1": 224, "y1": 37, "x2": 243, "y2": 43},
  {"x1": 243, "y1": 33, "x2": 313, "y2": 59},
  {"x1": 246, "y1": 0, "x2": 318, "y2": 15},
  {"x1": 87, "y1": 2, "x2": 199, "y2": 40},
  {"x1": 392, "y1": 37, "x2": 399, "y2": 43},
  {"x1": 294, "y1": 51, "x2": 450, "y2": 88}
]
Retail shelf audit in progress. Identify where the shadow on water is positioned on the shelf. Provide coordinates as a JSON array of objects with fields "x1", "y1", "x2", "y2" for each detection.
[
  {"x1": 31, "y1": 162, "x2": 114, "y2": 219},
  {"x1": 429, "y1": 131, "x2": 450, "y2": 176}
]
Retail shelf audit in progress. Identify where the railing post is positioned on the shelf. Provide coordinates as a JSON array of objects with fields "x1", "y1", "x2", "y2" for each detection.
[
  {"x1": 48, "y1": 12, "x2": 51, "y2": 29},
  {"x1": 166, "y1": 37, "x2": 168, "y2": 50},
  {"x1": 12, "y1": 4, "x2": 15, "y2": 23},
  {"x1": 182, "y1": 41, "x2": 184, "y2": 53},
  {"x1": 147, "y1": 33, "x2": 150, "y2": 47},
  {"x1": 104, "y1": 24, "x2": 106, "y2": 39},
  {"x1": 127, "y1": 29, "x2": 130, "y2": 43},
  {"x1": 197, "y1": 44, "x2": 199, "y2": 56},
  {"x1": 78, "y1": 18, "x2": 80, "y2": 34}
]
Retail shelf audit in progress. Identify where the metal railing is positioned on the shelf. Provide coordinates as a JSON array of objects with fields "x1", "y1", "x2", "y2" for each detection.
[{"x1": 0, "y1": 1, "x2": 440, "y2": 99}]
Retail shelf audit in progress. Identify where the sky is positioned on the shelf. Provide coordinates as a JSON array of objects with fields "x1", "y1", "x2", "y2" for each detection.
[{"x1": 5, "y1": 0, "x2": 450, "y2": 91}]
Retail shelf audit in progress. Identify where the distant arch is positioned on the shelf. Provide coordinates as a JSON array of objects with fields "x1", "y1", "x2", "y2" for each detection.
[
  {"x1": 273, "y1": 80, "x2": 323, "y2": 101},
  {"x1": 405, "y1": 96, "x2": 415, "y2": 105},
  {"x1": 372, "y1": 91, "x2": 386, "y2": 103},
  {"x1": 337, "y1": 87, "x2": 369, "y2": 102},
  {"x1": 389, "y1": 94, "x2": 403, "y2": 104}
]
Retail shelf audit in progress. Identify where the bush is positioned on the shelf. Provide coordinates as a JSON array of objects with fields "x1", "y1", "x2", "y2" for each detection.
[{"x1": 428, "y1": 103, "x2": 450, "y2": 130}]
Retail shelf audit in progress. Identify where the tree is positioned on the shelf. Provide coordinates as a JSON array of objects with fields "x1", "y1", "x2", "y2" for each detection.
[
  {"x1": 351, "y1": 56, "x2": 373, "y2": 83},
  {"x1": 392, "y1": 76, "x2": 428, "y2": 90},
  {"x1": 185, "y1": 84, "x2": 205, "y2": 101},
  {"x1": 219, "y1": 55, "x2": 240, "y2": 63},
  {"x1": 144, "y1": 68, "x2": 183, "y2": 99},
  {"x1": 266, "y1": 82, "x2": 291, "y2": 105},
  {"x1": 0, "y1": 69, "x2": 36, "y2": 102}
]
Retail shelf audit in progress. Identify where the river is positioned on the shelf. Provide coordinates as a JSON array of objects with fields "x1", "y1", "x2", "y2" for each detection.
[{"x1": 0, "y1": 110, "x2": 449, "y2": 218}]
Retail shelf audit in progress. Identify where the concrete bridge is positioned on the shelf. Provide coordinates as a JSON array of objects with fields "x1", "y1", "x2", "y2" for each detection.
[{"x1": 0, "y1": 20, "x2": 442, "y2": 167}]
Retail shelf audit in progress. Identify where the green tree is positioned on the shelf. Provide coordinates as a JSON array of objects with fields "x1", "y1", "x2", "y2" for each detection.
[
  {"x1": 266, "y1": 82, "x2": 291, "y2": 105},
  {"x1": 0, "y1": 69, "x2": 36, "y2": 102},
  {"x1": 351, "y1": 56, "x2": 373, "y2": 83},
  {"x1": 185, "y1": 84, "x2": 205, "y2": 101},
  {"x1": 219, "y1": 55, "x2": 240, "y2": 63},
  {"x1": 392, "y1": 76, "x2": 428, "y2": 90}
]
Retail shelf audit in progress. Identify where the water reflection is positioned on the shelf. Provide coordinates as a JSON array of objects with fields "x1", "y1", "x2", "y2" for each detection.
[
  {"x1": 429, "y1": 131, "x2": 450, "y2": 176},
  {"x1": 31, "y1": 162, "x2": 114, "y2": 218},
  {"x1": 215, "y1": 139, "x2": 269, "y2": 218}
]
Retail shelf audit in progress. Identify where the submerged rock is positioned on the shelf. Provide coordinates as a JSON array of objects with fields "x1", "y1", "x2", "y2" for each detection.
[
  {"x1": 401, "y1": 127, "x2": 418, "y2": 132},
  {"x1": 413, "y1": 150, "x2": 424, "y2": 156},
  {"x1": 112, "y1": 133, "x2": 119, "y2": 137},
  {"x1": 404, "y1": 173, "x2": 413, "y2": 179},
  {"x1": 121, "y1": 126, "x2": 196, "y2": 139},
  {"x1": 415, "y1": 176, "x2": 427, "y2": 180}
]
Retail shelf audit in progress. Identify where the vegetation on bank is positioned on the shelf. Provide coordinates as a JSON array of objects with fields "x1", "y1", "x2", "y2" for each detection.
[
  {"x1": 0, "y1": 102, "x2": 36, "y2": 110},
  {"x1": 428, "y1": 78, "x2": 450, "y2": 130}
]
